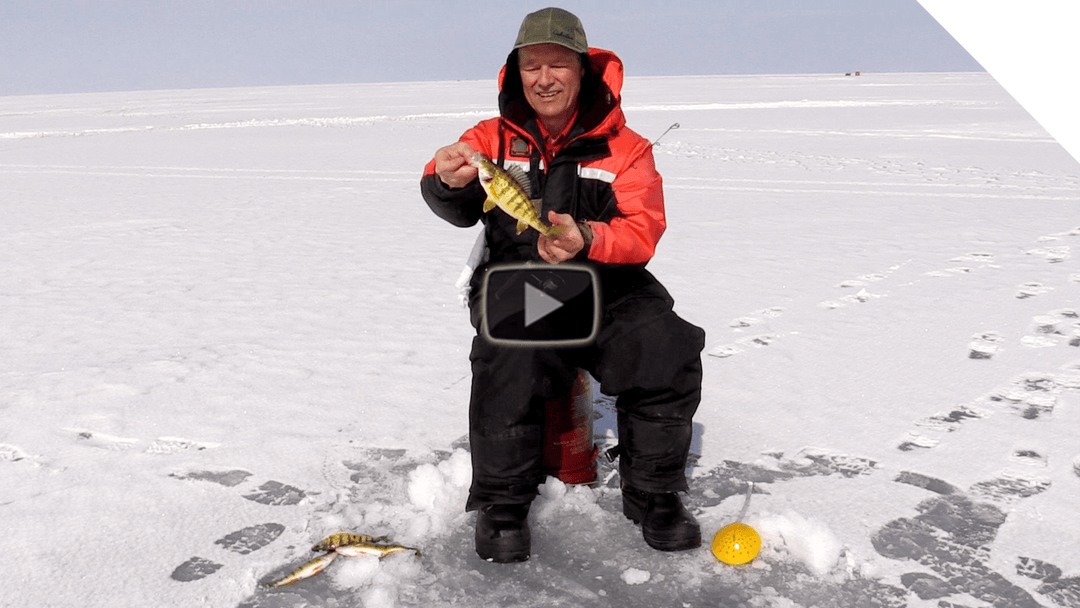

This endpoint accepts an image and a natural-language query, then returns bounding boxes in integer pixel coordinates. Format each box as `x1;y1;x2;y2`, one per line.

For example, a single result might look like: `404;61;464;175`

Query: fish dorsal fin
504;164;532;195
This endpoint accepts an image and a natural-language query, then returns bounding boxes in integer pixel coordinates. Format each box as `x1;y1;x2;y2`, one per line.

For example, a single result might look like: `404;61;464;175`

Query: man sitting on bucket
421;7;706;563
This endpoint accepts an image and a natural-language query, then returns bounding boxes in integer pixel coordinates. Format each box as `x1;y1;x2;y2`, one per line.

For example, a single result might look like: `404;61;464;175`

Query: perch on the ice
264;532;422;588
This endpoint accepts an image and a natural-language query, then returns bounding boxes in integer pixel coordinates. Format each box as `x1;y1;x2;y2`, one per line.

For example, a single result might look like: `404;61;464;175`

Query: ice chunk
621;568;651;585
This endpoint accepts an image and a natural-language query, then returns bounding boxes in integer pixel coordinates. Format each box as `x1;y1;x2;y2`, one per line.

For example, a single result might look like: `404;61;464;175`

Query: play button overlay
524;282;564;327
482;264;599;346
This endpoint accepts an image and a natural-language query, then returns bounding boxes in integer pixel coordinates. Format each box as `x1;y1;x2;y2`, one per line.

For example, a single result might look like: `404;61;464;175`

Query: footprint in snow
708;344;743;358
66;428;220;454
914;403;991;433
1015;556;1080;608
950;251;996;265
1038;226;1080;240
171;448;438;587
982;372;1069;420
689;447;880;508
243;481;308;506
1021;334;1060;349
776;446;880;478
877;470;1069;607
1032;313;1072;336
169;470;308;583
172;466;308;506
968;331;1005;359
897;433;940;451
215;523;287;554
728;306;784;328
66;428;141;451
969;470;1052;504
1025;309;1080;349
896;365;1080;451
924;266;972;277
840;288;884;304
170;469;253;487
170;523;286;582
893;470;961;495
899;402;990;452
922;252;999;278
1016;282;1053;299
170;556;224;582
707;333;780;358
1008;448;1049;468
0;443;34;463
1025;244;1070;263
836;273;889;288
818;287;884;309
817;269;899;309
690;453;1068;607
145;436;221;454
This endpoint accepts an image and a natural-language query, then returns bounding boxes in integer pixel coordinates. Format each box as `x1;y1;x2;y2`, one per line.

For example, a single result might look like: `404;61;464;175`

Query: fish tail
385;545;423;558
545;223;567;238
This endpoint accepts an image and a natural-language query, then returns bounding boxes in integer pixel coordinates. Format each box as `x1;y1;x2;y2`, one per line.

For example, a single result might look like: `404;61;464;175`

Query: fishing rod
651;122;680;147
626;122;680;167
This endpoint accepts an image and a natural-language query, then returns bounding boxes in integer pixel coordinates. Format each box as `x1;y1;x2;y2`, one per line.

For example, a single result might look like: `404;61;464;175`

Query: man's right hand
434;141;478;189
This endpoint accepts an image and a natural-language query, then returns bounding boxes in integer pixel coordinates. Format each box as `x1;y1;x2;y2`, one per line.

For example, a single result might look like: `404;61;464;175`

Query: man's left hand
538;211;586;264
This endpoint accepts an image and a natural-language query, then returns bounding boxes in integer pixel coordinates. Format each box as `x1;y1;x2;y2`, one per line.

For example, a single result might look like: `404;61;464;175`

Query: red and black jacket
421;47;666;306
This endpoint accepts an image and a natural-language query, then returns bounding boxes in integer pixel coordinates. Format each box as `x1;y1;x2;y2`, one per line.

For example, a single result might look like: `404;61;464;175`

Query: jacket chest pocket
540;162;620;222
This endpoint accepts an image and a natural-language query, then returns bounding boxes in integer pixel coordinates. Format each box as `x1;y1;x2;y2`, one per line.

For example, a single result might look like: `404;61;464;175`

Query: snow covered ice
2;72;1080;607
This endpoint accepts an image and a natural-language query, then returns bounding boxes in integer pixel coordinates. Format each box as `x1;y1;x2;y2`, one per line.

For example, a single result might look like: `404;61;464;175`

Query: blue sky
0;0;981;96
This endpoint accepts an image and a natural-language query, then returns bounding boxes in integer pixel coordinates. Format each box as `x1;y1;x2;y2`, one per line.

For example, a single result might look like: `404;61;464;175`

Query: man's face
518;44;585;129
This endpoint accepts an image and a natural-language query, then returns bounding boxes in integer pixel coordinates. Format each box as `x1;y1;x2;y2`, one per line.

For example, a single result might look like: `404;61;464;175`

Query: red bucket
542;370;598;485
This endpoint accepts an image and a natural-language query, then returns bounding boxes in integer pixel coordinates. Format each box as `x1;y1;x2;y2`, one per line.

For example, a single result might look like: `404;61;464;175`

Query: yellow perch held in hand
470;152;564;237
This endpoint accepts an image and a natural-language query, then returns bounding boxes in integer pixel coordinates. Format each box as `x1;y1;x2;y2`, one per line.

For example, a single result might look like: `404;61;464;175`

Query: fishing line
735;481;754;523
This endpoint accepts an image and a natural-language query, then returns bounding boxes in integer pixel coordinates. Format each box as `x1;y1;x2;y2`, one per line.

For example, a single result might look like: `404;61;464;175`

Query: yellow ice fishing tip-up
710;482;762;566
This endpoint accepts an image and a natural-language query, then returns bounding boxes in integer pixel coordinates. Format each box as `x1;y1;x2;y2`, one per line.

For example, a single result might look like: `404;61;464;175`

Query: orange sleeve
585;143;666;265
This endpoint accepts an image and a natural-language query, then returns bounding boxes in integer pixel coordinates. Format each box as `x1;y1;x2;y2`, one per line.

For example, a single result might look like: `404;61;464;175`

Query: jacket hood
497;47;626;141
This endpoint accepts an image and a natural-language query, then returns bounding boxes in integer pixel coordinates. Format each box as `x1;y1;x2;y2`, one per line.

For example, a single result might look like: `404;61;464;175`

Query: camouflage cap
513;7;588;54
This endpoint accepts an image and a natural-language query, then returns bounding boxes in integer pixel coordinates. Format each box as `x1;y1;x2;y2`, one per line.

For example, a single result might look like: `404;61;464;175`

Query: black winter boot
475;504;531;562
622;487;701;551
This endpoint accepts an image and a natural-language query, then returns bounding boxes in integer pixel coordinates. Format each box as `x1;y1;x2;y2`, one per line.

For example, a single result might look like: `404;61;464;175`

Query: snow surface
2;72;1079;608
